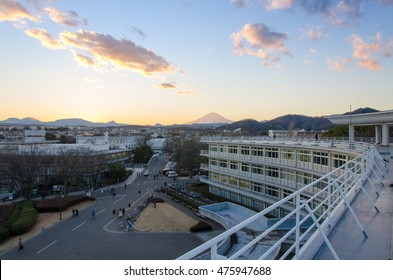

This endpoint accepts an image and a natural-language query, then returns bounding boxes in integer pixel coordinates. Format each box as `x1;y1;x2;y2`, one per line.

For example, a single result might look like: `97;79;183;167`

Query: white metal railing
178;144;387;260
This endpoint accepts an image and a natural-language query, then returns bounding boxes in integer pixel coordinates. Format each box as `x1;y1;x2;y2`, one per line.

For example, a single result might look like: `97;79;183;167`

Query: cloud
176;91;193;95
309;48;317;55
304;25;324;40
130;26;147;39
230;0;251;8
347;32;393;70
59;29;174;76
25;28;64;49
326;57;351;71
45;7;88;27
155;82;176;89
265;0;294;10
0;0;38;23
231;23;290;66
377;0;393;5
73;52;96;67
299;0;365;26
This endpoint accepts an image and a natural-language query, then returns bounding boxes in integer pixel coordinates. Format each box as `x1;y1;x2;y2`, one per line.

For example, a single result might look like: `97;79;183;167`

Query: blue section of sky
0;0;392;124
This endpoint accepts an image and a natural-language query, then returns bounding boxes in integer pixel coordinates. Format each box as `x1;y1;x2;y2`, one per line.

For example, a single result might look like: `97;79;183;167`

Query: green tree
108;163;126;179
133;144;154;164
173;139;206;177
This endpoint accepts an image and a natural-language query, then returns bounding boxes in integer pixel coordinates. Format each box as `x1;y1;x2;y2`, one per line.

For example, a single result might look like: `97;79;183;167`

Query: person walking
138;190;141;196
18;238;24;251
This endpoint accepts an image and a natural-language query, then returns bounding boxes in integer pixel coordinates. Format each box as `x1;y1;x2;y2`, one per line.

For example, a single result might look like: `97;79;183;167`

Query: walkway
314;145;393;260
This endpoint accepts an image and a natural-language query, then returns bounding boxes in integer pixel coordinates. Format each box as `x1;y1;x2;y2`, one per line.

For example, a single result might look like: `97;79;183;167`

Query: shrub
8;200;37;236
0;204;15;225
0;225;10;241
190;221;212;232
153;197;164;203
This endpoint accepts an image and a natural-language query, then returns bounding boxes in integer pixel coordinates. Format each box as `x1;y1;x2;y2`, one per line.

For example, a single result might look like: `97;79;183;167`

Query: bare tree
0;144;47;199
84;152;107;189
54;146;94;195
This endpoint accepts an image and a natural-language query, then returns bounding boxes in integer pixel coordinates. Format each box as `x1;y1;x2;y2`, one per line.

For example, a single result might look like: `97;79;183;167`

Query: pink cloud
0;0;37;23
347;32;393;70
231;23;290;66
59;29;174;76
25;28;64;49
45;7;87;27
326;57;352;71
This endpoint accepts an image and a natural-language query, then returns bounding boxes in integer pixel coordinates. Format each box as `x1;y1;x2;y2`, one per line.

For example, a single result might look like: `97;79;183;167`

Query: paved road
0;155;204;260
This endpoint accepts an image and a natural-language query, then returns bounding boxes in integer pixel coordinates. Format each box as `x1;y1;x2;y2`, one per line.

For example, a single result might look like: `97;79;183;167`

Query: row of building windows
208;144;349;168
210;159;326;181
210;170;325;196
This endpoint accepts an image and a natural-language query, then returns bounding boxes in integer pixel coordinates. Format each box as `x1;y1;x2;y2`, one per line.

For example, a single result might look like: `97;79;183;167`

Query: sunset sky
1;0;393;125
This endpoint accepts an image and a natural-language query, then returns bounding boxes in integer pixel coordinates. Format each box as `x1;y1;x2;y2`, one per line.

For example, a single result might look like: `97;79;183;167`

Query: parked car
167;171;178;178
143;170;150;176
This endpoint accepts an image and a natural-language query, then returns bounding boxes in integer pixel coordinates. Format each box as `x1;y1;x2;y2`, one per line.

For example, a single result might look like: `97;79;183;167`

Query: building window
280;168;295;181
251;147;264;157
299;150;311;162
266;166;279;178
210;145;218;152
241;163;250;172
313;151;329;166
210;172;218;181
251;164;264;174
333;154;346;168
266;148;279;158
239;179;249;189
219;160;227;168
230;161;238;170
299;172;313;185
229;145;238;154
210;159;217;166
265;185;279;198
220;174;228;184
281;149;294;160
241;146;250;155
229;176;237;187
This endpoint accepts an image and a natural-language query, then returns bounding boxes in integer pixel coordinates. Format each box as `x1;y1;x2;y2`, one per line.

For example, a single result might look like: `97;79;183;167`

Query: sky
1;0;393;125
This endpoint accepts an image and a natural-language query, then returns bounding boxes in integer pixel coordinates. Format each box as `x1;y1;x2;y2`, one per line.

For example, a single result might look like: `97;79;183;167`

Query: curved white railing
178;143;387;260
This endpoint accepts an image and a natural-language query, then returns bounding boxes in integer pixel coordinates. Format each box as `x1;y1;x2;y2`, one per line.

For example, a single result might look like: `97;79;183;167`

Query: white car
143;170;150;176
167;171;178;178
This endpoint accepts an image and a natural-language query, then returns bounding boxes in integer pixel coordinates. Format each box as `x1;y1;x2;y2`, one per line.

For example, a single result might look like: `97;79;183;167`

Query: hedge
0;200;38;241
34;195;95;213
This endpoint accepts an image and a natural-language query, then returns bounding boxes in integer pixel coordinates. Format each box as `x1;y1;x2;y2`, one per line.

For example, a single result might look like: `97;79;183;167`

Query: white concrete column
375;125;382;144
381;124;390;146
349;125;355;142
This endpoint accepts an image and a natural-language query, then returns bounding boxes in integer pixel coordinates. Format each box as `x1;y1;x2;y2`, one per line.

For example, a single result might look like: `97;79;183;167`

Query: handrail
178;143;386;260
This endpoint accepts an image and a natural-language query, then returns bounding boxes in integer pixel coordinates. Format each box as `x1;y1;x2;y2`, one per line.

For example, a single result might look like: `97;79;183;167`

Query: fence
178;143;387;260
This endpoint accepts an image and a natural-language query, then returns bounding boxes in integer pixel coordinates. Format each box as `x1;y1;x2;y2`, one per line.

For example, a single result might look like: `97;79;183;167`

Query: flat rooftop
314;145;393;260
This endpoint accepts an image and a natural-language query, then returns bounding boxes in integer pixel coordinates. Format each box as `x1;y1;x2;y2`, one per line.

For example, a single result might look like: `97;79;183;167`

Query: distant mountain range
0;117;125;127
217;107;380;134
0;107;379;131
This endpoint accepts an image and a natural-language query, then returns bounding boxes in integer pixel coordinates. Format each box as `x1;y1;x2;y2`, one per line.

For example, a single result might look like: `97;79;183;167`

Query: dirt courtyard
133;202;198;232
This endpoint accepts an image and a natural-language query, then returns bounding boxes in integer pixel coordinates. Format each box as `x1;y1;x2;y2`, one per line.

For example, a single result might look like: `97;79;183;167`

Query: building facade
200;137;361;217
